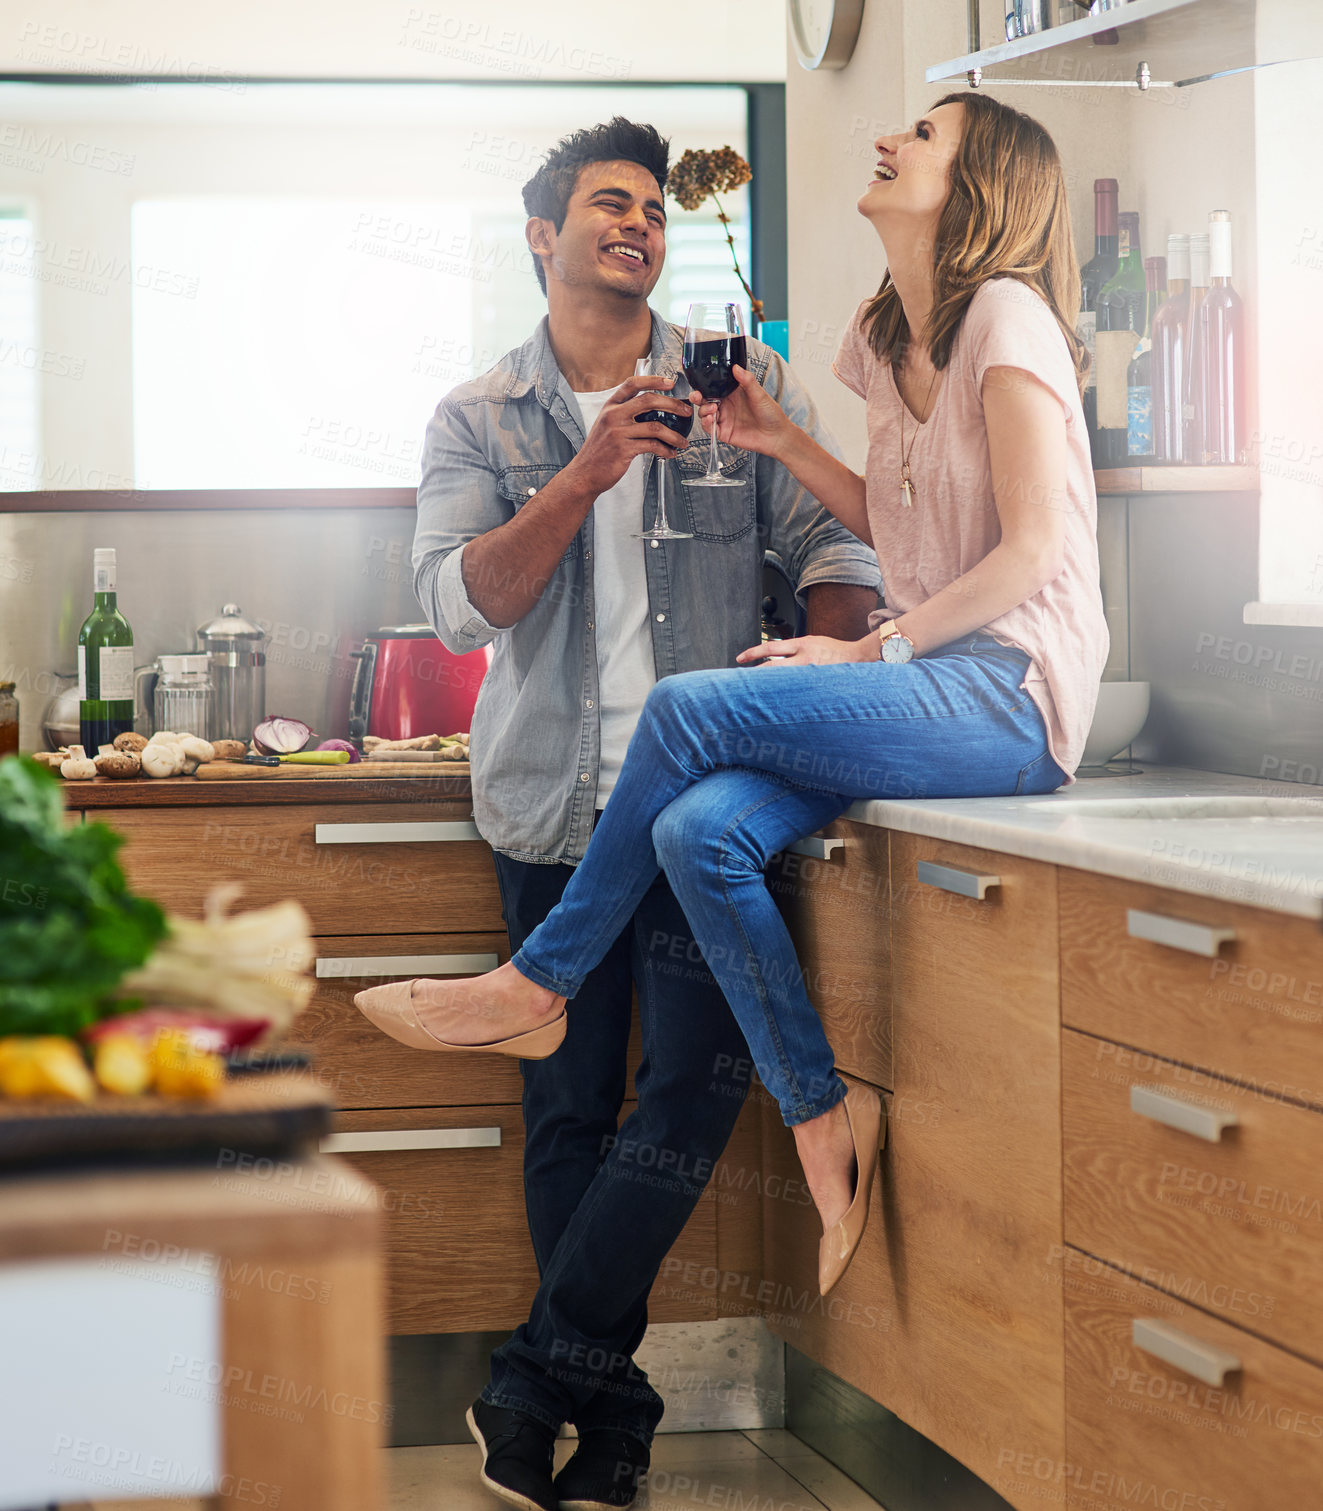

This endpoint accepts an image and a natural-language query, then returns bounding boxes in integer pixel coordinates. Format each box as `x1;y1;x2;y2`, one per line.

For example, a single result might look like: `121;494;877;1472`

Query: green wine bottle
78;547;135;752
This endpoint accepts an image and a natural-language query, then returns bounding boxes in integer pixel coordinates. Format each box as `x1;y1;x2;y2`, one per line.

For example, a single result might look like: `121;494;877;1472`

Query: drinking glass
632;357;693;541
682;301;746;488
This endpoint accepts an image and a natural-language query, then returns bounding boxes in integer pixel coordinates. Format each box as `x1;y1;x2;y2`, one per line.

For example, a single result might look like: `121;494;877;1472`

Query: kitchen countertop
57;762;1323;920
847;766;1323;921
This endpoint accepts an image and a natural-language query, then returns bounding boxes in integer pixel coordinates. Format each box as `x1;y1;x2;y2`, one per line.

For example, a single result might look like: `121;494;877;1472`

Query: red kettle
348;625;489;742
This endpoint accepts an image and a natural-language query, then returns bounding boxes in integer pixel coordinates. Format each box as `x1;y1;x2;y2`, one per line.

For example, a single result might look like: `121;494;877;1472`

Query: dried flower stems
669;146;763;320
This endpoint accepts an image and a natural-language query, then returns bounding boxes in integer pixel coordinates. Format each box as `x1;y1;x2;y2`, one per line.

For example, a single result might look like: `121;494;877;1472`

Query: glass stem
655;458;670;531
706;403;722;478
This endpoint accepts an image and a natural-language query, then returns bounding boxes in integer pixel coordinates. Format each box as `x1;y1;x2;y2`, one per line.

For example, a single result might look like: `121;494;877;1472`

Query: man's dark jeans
482;851;749;1444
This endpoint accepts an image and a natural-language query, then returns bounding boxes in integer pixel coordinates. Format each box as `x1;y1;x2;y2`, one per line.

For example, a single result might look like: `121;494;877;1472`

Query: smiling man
412;117;879;1511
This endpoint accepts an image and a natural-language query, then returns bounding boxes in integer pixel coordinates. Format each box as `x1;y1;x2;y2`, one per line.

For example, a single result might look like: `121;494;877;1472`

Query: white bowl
1081;680;1151;766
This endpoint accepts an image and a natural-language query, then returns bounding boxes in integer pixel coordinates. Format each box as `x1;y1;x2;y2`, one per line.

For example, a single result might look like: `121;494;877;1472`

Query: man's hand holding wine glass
568;375;691;498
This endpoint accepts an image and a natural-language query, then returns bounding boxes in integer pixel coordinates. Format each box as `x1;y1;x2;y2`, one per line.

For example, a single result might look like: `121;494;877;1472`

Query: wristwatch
876;620;916;664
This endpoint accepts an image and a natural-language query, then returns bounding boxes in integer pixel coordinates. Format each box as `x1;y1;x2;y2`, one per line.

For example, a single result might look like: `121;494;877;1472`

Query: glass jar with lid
0;682;17;758
133;654;213;740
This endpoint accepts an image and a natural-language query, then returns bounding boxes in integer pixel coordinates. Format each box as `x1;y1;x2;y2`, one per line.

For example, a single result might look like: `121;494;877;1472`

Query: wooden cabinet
102;800;504;935
1064;1027;1323;1363
1061;868;1323;1105
765;832;1064;1499
769;818;892;1089
86;789;741;1337
1064;1258;1323;1510
767;828;1323;1511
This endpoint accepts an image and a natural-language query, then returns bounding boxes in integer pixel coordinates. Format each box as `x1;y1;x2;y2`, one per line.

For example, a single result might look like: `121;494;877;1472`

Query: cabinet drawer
1063;1254;1323;1511
1061;869;1323;1105
1063;1028;1323;1363
104;801;504;935
769;819;890;1089
332;1103;717;1334
288;933;523;1108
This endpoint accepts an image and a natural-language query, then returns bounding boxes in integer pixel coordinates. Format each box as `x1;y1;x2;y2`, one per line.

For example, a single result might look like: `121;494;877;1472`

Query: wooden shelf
927;0;1255;90
0;487;416;512
1093;464;1257;495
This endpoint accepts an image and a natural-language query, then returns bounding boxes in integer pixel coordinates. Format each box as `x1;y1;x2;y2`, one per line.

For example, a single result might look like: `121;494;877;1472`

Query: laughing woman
356;92;1108;1294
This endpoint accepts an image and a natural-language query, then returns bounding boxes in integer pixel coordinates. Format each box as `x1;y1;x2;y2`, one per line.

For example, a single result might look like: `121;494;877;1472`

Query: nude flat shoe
353;978;567;1059
818;1084;887;1297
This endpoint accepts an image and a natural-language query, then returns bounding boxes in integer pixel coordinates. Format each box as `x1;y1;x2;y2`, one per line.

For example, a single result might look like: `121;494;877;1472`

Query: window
0;210;40;490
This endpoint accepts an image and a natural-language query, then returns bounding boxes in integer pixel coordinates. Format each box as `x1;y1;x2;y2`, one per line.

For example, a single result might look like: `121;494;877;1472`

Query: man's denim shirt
413;308;881;865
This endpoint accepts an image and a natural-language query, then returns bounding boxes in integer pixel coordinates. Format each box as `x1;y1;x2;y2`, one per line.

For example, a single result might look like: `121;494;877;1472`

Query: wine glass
683;301;746;488
632;357;693;541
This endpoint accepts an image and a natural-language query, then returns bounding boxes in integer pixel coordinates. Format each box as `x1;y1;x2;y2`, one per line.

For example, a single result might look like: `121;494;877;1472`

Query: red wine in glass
681;334;747;401
636;405;692;437
682;302;746;489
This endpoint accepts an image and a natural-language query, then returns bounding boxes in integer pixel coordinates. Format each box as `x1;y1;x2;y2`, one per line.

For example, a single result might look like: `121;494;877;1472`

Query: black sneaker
553;1429;651;1511
467;1398;559;1511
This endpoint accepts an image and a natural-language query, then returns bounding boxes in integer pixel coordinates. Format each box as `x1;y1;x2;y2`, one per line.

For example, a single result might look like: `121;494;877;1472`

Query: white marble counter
845;767;1323;920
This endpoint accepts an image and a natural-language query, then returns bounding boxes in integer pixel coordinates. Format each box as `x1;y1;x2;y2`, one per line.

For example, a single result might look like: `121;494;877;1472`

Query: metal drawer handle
320;1127;501;1154
314;820;482;845
316;953;499;979
786;837;844;861
1132;1318;1241;1387
916;860;1000;900
1126;908;1236;958
1130;1085;1239;1142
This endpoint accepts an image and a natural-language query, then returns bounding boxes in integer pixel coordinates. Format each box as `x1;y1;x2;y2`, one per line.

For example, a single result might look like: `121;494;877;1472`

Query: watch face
881;635;914;664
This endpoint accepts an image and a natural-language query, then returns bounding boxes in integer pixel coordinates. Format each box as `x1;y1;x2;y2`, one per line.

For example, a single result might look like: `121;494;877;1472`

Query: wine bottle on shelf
1194;209;1246;465
1078;177;1120;465
1126;256;1166;464
1094;210;1144;469
1152;233;1190;463
78;547;135;752
1183;232;1211;464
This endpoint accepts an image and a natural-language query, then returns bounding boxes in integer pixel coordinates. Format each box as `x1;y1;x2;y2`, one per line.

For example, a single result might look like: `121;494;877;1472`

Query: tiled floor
389;1428;887;1511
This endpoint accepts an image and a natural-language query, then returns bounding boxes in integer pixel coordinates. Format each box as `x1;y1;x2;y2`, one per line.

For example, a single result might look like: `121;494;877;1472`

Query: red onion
253;715;313;755
315;739;361;763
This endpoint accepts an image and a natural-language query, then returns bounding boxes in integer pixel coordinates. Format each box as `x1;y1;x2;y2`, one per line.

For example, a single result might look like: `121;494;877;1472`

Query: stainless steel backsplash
0;505;420;751
1127;492;1323;790
4;492;1321;785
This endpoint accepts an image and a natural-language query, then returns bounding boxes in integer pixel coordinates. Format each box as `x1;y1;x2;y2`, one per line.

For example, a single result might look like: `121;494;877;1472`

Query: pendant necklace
898;356;939;507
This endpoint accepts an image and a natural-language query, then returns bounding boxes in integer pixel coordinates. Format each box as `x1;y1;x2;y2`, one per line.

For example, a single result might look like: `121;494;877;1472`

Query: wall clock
789;0;865;70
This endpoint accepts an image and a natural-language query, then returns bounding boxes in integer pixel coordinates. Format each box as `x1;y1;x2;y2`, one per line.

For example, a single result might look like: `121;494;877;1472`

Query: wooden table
0;1155;384;1511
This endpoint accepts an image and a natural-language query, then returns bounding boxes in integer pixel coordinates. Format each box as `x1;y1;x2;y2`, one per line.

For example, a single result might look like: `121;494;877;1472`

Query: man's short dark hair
522;117;670;294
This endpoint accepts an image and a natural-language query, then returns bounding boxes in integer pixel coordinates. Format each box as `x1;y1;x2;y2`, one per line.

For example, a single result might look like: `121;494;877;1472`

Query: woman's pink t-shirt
833;277;1109;778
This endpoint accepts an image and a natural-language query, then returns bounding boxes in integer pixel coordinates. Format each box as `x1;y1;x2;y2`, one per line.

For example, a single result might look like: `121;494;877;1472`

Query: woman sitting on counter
356;91;1109;1295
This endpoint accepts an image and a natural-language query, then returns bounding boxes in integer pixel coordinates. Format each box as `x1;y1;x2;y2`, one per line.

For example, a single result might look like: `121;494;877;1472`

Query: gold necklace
898;357;939;507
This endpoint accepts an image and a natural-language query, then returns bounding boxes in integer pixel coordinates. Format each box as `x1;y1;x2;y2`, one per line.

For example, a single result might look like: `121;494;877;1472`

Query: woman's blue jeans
515;636;1065;1126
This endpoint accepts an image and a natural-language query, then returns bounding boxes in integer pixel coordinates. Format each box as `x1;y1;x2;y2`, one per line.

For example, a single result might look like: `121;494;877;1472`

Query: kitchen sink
1043;796;1323;821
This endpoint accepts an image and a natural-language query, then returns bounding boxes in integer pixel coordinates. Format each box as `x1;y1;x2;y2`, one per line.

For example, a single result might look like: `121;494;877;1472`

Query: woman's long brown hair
862;91;1087;386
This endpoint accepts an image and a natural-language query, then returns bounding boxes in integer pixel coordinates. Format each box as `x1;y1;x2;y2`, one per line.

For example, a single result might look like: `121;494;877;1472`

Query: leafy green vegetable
0;755;166;1036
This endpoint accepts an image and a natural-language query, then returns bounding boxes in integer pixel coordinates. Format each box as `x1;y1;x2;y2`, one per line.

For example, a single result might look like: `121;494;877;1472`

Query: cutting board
0;1071;333;1170
195;760;470;780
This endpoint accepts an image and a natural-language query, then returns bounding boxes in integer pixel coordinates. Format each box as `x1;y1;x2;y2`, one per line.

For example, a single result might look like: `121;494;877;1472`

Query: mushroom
140;741;185;778
93;750;142;779
113;731;148;754
211;739;247;761
60;744;97;780
177;735;215;764
32;749;66;771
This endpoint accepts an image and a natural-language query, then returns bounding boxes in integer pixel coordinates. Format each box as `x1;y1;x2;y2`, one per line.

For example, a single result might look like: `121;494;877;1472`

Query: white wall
0;0;787;82
784;0;1261;471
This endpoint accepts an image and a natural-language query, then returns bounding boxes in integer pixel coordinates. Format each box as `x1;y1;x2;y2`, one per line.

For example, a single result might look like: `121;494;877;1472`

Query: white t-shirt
571;386;657;805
